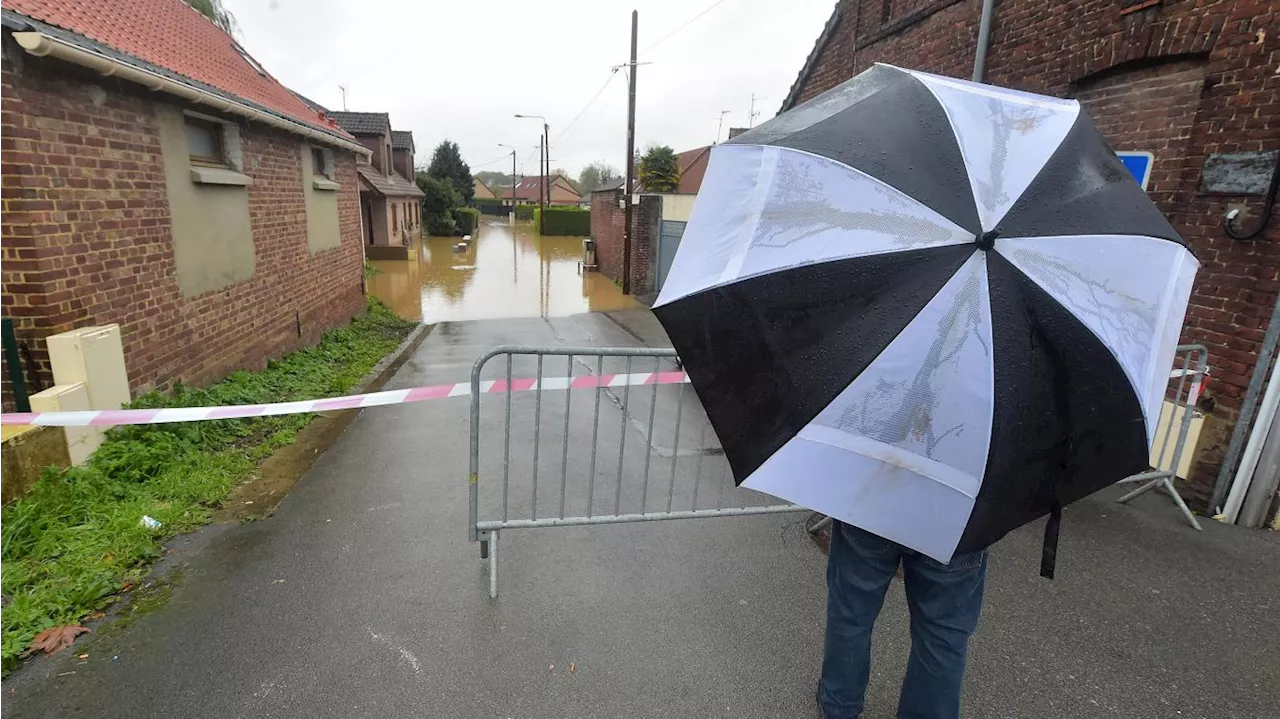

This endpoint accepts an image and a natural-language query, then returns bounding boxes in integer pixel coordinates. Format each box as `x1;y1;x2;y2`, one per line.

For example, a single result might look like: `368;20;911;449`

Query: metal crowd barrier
1115;343;1210;529
468;345;805;598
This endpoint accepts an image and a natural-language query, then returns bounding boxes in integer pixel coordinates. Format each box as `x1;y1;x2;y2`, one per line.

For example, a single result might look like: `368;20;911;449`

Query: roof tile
5;0;351;141
330;111;391;136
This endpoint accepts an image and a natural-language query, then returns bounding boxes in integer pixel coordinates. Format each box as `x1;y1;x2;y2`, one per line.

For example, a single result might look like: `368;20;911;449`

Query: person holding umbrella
651;65;1198;718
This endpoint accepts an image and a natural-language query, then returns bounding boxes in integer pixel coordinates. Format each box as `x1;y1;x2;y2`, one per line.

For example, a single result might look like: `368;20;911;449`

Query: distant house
329;112;425;257
1;0;372;409
512;175;582;206
473;178;498;200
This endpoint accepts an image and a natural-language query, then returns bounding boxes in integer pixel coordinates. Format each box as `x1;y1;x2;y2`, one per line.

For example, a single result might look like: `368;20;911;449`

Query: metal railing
1115;344;1211;529
468;345;804;598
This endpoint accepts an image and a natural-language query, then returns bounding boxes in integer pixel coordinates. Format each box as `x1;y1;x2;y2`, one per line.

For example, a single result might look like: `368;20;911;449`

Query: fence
2;317;32;412
468;345;805;598
470;344;1212;598
1114;344;1210;529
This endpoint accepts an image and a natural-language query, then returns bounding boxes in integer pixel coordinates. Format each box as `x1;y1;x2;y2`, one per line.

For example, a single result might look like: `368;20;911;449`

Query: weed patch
0;299;415;673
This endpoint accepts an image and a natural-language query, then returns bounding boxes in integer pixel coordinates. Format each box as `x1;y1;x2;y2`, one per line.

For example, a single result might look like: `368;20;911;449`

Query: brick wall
590;189;658;295
786;0;1279;507
1;47;367;410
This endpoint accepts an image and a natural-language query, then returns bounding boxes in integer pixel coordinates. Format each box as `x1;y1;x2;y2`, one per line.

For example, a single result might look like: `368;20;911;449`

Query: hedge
536;206;591;236
455;207;480;234
514;204;537;221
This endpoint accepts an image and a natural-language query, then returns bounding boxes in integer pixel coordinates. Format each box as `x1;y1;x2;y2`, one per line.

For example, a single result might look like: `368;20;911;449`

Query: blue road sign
1116;151;1153;191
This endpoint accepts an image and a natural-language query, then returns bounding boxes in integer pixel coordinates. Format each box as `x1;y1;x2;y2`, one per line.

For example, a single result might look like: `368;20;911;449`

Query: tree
577;161;619;193
415;172;460;236
185;0;238;35
638;146;680;192
427;140;473;204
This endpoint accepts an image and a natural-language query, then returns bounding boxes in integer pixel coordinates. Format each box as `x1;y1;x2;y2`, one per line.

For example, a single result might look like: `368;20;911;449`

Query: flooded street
366;219;640;323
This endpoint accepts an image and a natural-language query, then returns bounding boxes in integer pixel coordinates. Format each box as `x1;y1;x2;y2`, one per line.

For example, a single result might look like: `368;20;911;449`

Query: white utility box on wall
29;381;100;464
46;324;131;412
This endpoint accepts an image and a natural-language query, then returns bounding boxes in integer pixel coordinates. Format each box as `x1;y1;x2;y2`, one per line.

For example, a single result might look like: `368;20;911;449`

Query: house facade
473;178;498;200
783;0;1278;515
0;0;372;410
329;112;424;258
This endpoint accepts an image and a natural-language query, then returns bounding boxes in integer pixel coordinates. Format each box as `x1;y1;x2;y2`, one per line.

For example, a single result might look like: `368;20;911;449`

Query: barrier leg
1161;478;1204;530
488;530;499;599
1116;477;1162;504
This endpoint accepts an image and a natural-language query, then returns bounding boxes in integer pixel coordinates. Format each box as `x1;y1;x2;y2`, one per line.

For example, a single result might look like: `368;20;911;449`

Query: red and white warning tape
2;365;1207;428
0;371;692;427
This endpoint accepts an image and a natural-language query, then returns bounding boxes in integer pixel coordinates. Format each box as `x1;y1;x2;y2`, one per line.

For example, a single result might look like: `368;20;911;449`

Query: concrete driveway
4;310;1277;719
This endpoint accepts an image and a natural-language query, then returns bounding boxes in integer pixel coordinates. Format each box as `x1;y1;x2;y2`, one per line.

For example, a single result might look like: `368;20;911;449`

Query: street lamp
497;143;517;223
514;114;550;211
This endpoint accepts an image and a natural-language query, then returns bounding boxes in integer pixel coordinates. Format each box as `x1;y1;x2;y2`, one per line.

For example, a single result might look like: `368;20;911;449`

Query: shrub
424;211;456;236
514;204;537;221
538;206;591;236
454;207;480;234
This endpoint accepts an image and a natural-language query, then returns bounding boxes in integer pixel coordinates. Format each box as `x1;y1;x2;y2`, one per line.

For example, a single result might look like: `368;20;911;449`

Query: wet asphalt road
3;310;1278;718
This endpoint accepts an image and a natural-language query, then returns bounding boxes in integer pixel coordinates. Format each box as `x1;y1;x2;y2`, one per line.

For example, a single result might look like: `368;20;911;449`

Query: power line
471;153;514;168
551;70;620;148
641;0;728;52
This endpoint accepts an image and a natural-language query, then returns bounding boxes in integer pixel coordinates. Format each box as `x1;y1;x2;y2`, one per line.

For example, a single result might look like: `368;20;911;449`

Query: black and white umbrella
652;65;1198;575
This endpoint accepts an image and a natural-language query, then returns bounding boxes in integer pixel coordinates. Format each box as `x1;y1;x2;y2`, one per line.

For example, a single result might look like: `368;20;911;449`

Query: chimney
727;127;748;140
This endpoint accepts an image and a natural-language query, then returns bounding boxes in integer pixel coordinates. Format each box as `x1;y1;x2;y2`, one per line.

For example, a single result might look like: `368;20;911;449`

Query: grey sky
226;0;832;178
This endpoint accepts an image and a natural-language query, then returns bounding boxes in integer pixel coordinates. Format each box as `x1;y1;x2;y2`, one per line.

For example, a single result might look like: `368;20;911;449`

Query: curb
213;321;435;522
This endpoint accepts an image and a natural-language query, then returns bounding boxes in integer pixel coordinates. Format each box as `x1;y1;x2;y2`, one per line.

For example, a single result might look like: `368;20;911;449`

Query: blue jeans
818;521;987;719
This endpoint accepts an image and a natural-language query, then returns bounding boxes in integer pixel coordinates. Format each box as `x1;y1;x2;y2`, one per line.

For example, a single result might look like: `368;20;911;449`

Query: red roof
6;0;353;142
512;175;581;202
675;146;711;194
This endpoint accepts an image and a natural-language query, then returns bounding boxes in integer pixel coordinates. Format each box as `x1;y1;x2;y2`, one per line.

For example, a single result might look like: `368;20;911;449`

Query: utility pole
515;114;549;214
499;143;517;224
537;136;545;214
622;9;638;296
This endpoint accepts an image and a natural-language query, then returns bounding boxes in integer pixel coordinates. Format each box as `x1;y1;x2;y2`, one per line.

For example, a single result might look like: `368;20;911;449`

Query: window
392;204;398;232
185;117;224;165
233;43;268;77
311;147;328;177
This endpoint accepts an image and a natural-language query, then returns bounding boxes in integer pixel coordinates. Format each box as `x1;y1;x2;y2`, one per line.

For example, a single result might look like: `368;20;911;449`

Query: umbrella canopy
652;64;1198;575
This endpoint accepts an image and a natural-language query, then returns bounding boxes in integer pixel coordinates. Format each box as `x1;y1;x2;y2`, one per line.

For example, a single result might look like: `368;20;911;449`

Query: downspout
972;0;996;82
1210;293;1280;511
1222;352;1280;522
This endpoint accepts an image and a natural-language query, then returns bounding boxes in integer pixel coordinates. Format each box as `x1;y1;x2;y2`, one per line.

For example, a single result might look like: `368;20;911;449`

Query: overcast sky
225;0;833;178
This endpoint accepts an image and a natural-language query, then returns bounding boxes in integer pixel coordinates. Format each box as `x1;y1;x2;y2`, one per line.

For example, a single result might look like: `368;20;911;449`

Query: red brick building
1;0;373;409
782;0;1278;508
590;186;658;296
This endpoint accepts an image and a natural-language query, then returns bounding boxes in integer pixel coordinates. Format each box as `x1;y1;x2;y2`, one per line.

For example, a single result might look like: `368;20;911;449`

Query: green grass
0;298;415;673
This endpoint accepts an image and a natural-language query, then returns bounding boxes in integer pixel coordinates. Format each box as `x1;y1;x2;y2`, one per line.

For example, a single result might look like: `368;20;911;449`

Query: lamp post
514;114;549;212
497;143;516;224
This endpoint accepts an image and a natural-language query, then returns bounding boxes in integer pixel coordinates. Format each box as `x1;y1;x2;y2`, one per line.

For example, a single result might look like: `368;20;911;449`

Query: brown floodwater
367;219;640;323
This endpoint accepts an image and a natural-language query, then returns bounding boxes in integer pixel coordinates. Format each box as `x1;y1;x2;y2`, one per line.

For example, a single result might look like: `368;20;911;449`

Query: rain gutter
972;0;995;82
1222;350;1280;522
11;30;371;159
